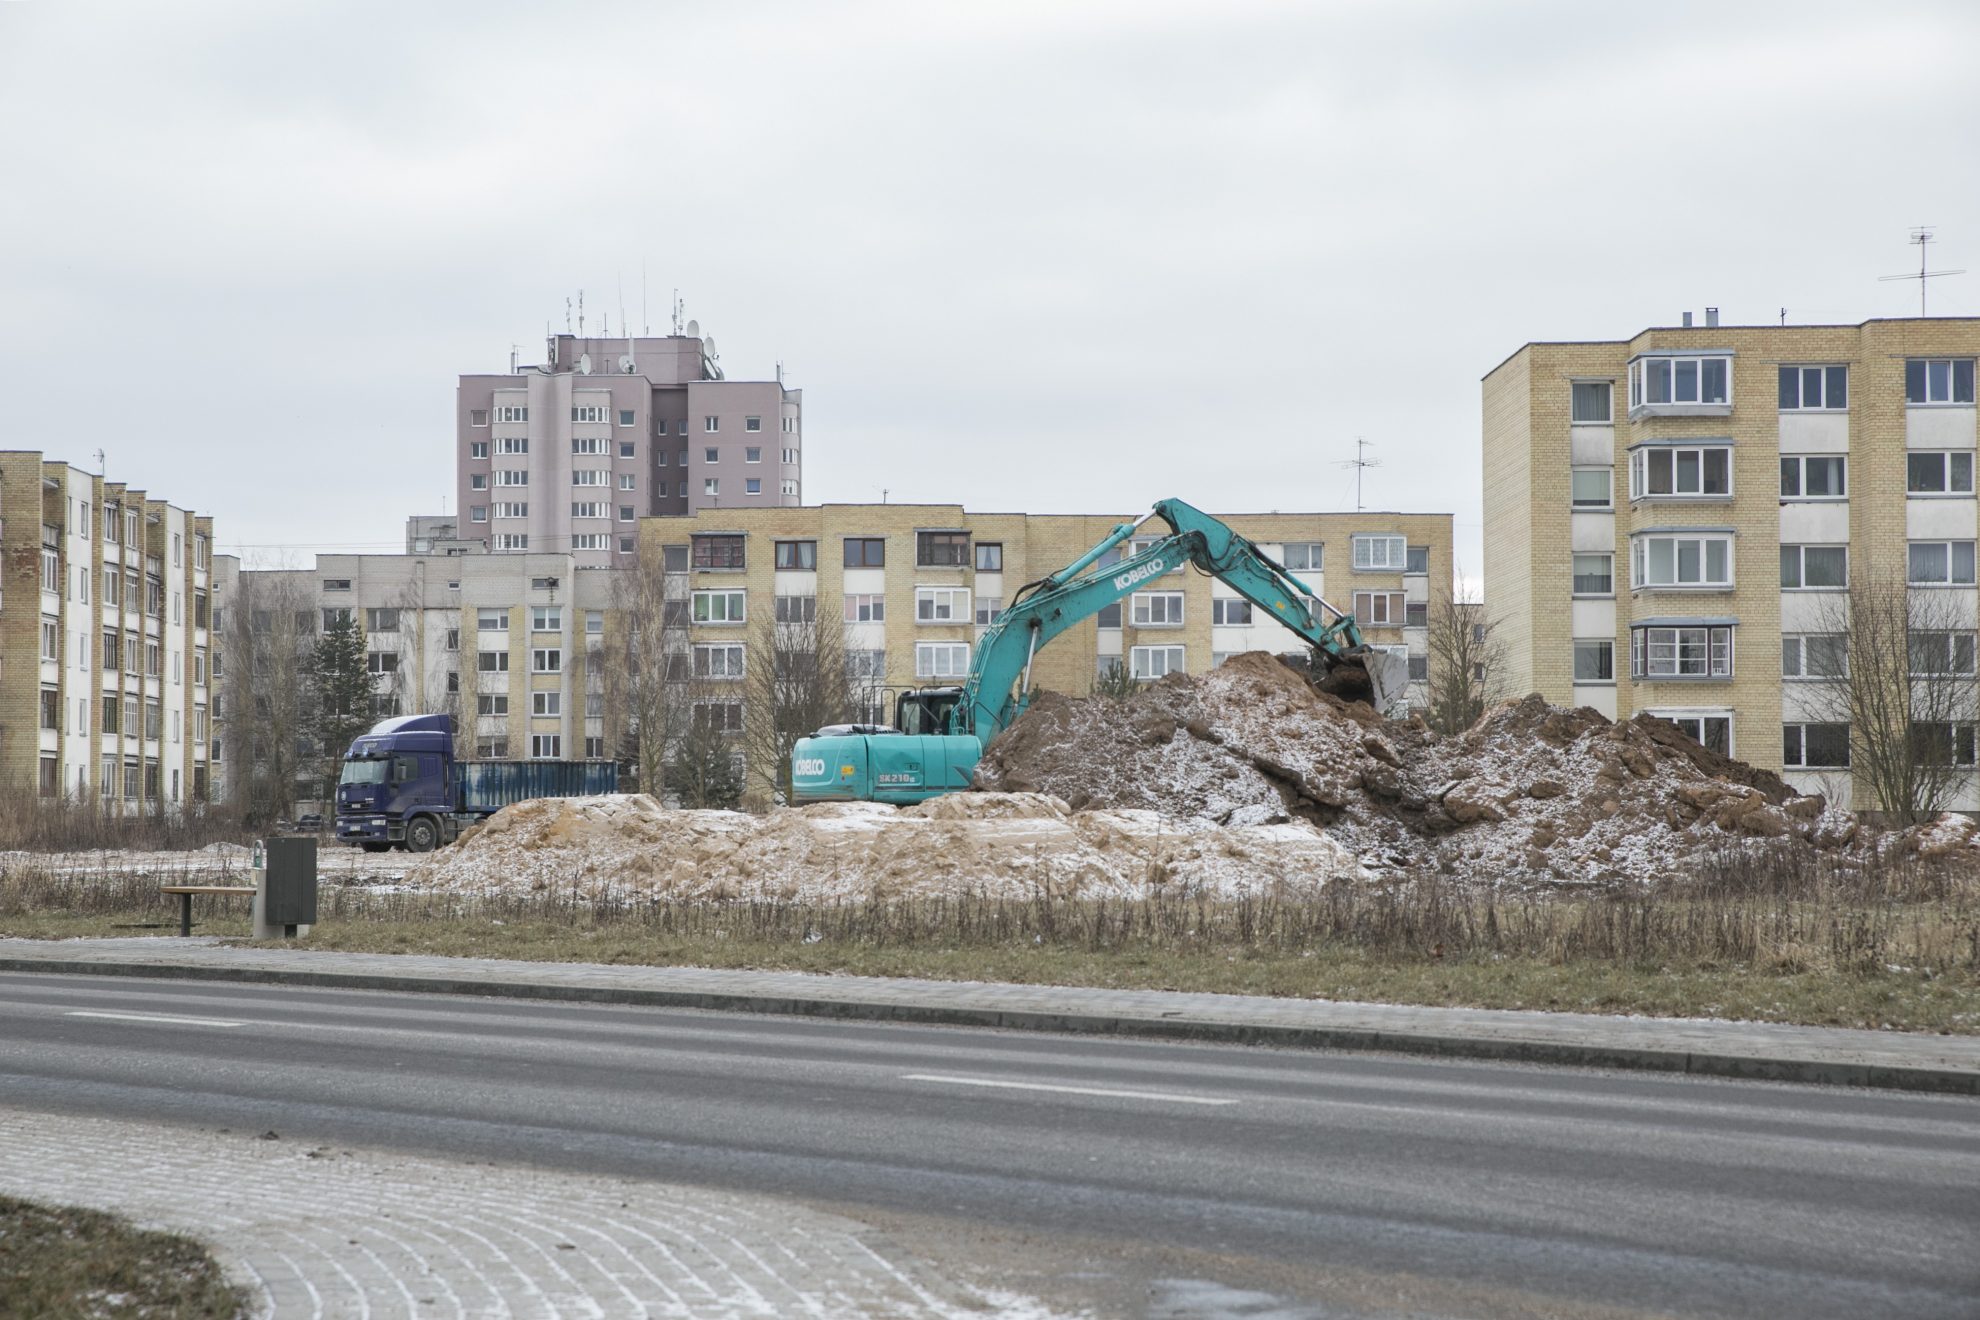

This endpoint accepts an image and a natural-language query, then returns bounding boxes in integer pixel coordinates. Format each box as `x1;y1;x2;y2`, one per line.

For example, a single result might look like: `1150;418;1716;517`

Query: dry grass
0;1195;245;1319
4;846;1976;1033
0;790;251;853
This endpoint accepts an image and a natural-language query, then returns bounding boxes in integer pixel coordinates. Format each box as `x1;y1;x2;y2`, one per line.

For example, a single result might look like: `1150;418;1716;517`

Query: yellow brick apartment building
1483;315;1980;809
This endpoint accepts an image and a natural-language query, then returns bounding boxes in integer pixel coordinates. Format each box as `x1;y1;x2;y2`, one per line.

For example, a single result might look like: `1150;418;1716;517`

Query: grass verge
0;1195;244;1319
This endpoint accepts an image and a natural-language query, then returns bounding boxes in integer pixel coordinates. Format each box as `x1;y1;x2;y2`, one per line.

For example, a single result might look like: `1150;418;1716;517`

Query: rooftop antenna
641;262;649;336
578;289;585;336
92;448;105;476
1880;227;1965;316
564;298;572;333
509;344;520;373
1338;437;1380;513
671;290;683;336
1779;308;1787;326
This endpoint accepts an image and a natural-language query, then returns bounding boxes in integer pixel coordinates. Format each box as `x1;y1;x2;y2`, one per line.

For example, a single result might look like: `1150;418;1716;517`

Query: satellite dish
703;336;717;357
685;319;700;338
619;355;637;373
577;353;592;375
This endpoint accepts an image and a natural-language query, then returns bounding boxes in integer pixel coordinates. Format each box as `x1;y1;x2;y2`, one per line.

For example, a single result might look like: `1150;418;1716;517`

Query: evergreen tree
308;614;376;800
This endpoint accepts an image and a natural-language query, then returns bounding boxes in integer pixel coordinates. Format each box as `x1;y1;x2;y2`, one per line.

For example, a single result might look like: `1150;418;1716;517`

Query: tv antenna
92;448;105;475
1879;227;1964;316
1338;437;1380;512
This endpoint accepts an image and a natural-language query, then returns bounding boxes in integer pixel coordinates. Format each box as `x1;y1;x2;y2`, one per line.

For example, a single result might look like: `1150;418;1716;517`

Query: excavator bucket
1314;648;1410;715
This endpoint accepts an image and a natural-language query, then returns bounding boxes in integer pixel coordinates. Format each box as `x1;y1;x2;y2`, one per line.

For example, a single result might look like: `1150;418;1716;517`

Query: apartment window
844;593;886;623
1131;591;1185;626
613;506;632;523
1629;355;1731;408
494;502;528;519
470;506;487;523
620;442;636;459
530;648;561;674
1571;381;1613;423
1782;634;1848;679
573;470;607;488
916;641;970;679
745;478;762;495
1351;590;1404;625
495;405;528;423
1780;455;1847;500
101;698;118;734
1212;599;1253;625
1907;452;1976;496
321;608;352;632
1350;535;1405;572
782;448;800;465
468;441;489;461
772;540;818;571
38;687;58;731
1096;603;1122;629
774;594;817;624
618;472;636;492
1572;639;1615;683
571;502;608;519
618;410;635;427
1909;540;1978;586
1913;722;1979;766
844;537;886;568
619;536;635;553
1571;468;1612;509
571;405;607;423
1571;553;1614;597
744;448;763;466
366;651;399;675
744;416;762;432
531;691;562;717
1630;625;1734;679
584;736;606;760
693;702;743;734
704;478;720;497
572;437;606;455
1129;645;1185;680
1905;359;1977;405
362;608;397;633
1404;545;1429;575
974;542;1003;572
477;651;509;672
781;480;798;498
1406;654;1430;682
1657;713;1732;755
1629;445;1732;499
694;643;745;679
469;409;489;427
699;416;718;433
693;589;746;624
917;531;970;567
1784;723;1850;769
1910;632;1978;676
476;737;510;758
974;596;1003;625
1279;543;1322;573
848;649;886;681
495;534;530;550
497;437;529;455
144;642;160;677
530;607;561;632
476;608;509;632
39;617;57;661
692;535;745;569
471;475;488;491
916;586;970;623
1780;544;1848;590
495;470;528;486
1631;533;1733;589
530;734;562;759
655;482;668;499
1778;365;1848;411
676;451;687;466
1404;601;1427;628
477;694;508;716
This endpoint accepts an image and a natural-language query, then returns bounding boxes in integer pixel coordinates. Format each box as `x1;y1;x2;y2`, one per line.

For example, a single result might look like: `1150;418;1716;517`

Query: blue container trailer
334;714;618;852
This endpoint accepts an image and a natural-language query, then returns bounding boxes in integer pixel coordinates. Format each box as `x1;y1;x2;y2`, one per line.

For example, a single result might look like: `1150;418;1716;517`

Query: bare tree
739;600;855;805
603;566;692;796
1800;571;1978;825
1422;582;1509;734
218;568;314;824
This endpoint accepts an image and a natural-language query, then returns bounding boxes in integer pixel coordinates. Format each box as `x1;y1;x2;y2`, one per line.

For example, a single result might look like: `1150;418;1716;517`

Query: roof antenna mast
1338;437;1380;513
1879;226;1965;316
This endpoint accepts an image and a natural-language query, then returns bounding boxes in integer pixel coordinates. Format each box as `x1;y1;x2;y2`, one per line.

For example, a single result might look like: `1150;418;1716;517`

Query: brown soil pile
974;652;1859;884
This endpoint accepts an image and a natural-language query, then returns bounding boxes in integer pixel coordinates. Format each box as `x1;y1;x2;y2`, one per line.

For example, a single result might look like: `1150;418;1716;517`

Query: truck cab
335;715;457;852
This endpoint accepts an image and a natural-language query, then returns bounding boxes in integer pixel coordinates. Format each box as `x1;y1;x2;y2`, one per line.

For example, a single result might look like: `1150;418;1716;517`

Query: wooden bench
158;885;257;937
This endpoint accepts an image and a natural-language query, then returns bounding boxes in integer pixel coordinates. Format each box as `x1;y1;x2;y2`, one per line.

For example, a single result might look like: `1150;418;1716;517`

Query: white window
704;478;720;497
1782;634;1848;679
693;702;744;734
1907;452;1976;496
1572;639;1614;683
1265;544;1316;575
618;410;635;427
571;437;606;455
530;734;562;759
1629;446;1732;498
974;596;1003;625
477;608;509;631
745;478;762;495
1351;590;1404;625
470;411;488;428
571;533;609;550
783;448;800;465
694;642;745;679
618;473;636;491
469;441;488;460
1131;591;1185;626
774;594;817;623
572;405;607;423
497;436;529;455
1631;626;1734;679
1913;722;1979;766
494;502;528;518
1906;359;1977;405
1570;381;1613;423
1908;541;1978;586
477;694;508;715
1783;723;1849;769
40;550;58;594
1631;533;1733;589
470;474;488;491
477;650;509;673
704;415;720;432
494;534;530;550
1571;467;1612;509
1629;355;1731;408
571;502;608;519
916;641;970;678
848;649;886;680
619;506;635;522
1654;712;1732;756
916;586;971;623
1778;365;1848;411
530;607;561;632
704;447;719;464
693;589;746;624
745;447;761;463
40;617;58;660
470;506;487;522
1779;544;1848;590
745;416;762;432
1571;553;1613;597
532;691;561;716
781;479;798;498
572;470;607;487
1780;455;1847;500
531;648;561;673
1129;645;1185;680
495;469;528;486
844;593;886;623
1351;535;1406;571
1910;632;1978;676
1212;599;1253;625
494;404;528;423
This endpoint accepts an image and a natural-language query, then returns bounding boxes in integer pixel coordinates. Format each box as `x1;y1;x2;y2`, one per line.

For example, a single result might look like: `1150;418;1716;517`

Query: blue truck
334;714;619;852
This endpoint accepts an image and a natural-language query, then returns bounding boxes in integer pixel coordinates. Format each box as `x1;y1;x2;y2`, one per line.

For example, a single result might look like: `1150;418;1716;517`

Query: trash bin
253;836;318;939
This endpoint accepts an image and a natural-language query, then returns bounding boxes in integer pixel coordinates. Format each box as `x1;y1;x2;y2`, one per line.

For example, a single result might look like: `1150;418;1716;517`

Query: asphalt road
2;971;1976;1319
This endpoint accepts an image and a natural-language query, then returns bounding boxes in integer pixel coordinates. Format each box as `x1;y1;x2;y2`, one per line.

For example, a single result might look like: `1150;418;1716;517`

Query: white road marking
901;1073;1237;1106
65;1009;245;1028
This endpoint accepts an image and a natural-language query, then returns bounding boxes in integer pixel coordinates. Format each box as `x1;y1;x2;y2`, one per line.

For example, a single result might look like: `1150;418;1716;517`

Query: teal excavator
790;498;1409;804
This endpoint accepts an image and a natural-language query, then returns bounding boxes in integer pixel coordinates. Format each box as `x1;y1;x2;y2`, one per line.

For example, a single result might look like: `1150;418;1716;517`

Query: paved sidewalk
3;936;1977;1094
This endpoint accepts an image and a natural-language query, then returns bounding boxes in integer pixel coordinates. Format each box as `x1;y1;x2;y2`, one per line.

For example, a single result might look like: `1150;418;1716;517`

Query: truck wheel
405;817;440;854
360;842;392;853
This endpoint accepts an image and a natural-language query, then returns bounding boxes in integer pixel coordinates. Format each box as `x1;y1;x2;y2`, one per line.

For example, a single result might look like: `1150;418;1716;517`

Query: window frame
1650;711;1733;756
1779;543;1849;591
1905;359;1978;406
1906;451;1976;497
1630;625;1735;680
1779;453;1847;501
974;542;1004;572
691;534;746;570
1572;638;1615;684
1783;722;1850;769
1571;552;1614;598
1570;467;1613;510
914;641;971;679
843;593;886;623
843;537;886;568
1130;590;1186;627
1211;598;1253;626
915;585;971;624
1629;445;1733;500
1128;644;1186;681
1350;589;1405;626
916;530;971;568
1350;534;1406;572
774;539;818;571
692;642;746;680
1628;354;1732;410
1907;540;1979;587
1777;365;1848;412
691;589;747;625
1570;380;1613;423
1630;532;1735;590
1781;633;1848;680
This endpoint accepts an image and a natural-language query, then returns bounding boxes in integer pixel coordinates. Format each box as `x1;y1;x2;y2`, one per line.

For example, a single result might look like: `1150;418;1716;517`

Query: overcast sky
4;0;1977;581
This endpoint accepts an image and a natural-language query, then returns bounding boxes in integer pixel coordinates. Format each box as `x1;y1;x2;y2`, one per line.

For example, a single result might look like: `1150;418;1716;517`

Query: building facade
456;332;802;568
0;452;214;806
1483;314;1980;808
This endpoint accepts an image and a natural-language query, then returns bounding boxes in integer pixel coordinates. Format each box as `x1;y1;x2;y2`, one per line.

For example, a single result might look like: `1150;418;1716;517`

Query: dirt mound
974;652;1853;884
404;789;1364;900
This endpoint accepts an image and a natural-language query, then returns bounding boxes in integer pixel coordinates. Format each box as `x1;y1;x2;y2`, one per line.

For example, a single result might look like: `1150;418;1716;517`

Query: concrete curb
6;955;1976;1097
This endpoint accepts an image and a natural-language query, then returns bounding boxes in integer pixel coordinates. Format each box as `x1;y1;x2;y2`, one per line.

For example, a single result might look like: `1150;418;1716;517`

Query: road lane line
65;1010;246;1028
900;1073;1237;1106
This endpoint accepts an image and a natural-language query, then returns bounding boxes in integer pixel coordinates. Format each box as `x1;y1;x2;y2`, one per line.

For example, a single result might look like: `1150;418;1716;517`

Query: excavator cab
895;687;963;736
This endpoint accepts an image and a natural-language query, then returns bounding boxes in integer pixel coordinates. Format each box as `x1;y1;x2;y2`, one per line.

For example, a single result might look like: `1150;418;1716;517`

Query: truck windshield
338;758;388;786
